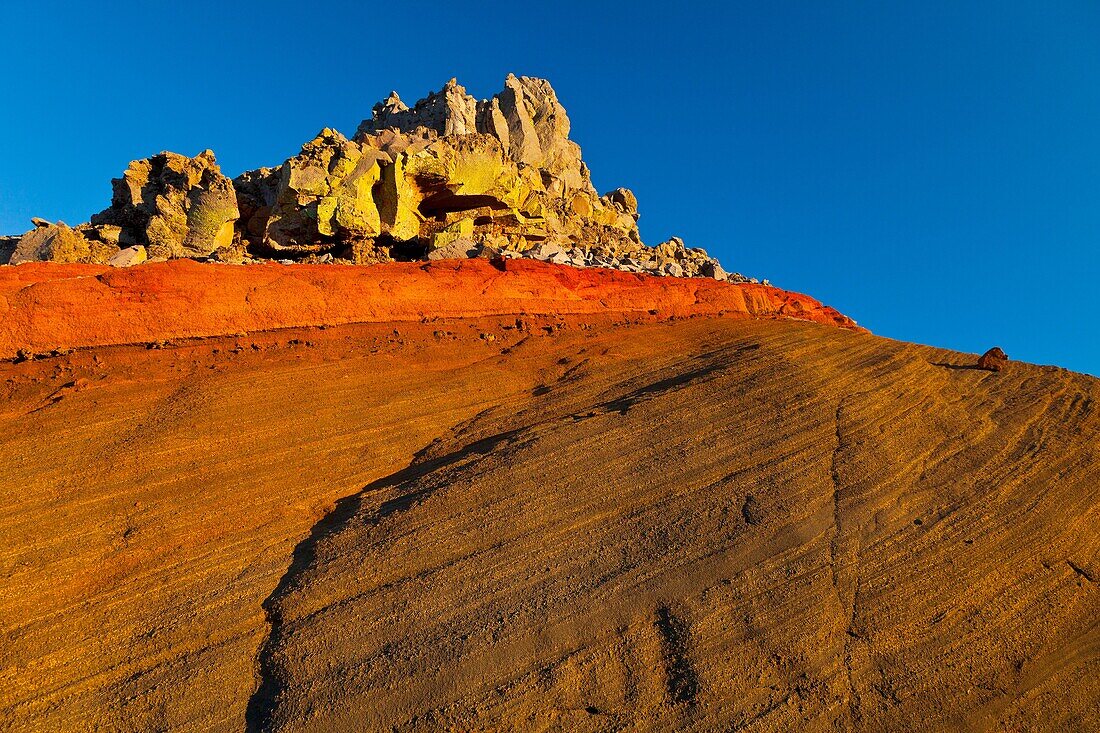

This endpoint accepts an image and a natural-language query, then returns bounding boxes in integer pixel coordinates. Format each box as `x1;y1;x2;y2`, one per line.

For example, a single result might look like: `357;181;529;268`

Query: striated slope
0;316;1097;732
249;322;1100;732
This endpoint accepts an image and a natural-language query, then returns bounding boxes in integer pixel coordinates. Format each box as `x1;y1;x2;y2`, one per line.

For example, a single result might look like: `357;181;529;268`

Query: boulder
10;221;119;265
427;237;481;261
604;188;639;220
91;150;239;259
77;223;131;248
977;347;1009;372
108;245;148;268
661;261;685;277
702;260;727;281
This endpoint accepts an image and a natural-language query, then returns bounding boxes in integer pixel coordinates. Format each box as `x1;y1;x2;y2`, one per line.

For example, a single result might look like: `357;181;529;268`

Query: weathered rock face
0;258;860;359
0;235;19;264
6;75;739;281
357;78;480;138
338;75;638;261
233;167;280;247
9;221;119;265
90;150;239;260
255;129;388;256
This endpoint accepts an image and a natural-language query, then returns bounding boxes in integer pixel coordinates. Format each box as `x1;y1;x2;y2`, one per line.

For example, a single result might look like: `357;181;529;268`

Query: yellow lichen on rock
87;149;238;259
11;74;730;280
10;222;119;265
378;153;424;242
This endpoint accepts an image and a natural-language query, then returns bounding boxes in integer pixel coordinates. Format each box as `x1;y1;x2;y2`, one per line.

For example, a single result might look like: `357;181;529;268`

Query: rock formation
89;150;239;260
9;220;119;265
978;346;1009;372
0;235;19;264
6;76;737;281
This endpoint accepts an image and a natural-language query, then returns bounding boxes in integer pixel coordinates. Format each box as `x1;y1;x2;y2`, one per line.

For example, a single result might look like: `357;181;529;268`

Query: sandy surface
1;315;1096;731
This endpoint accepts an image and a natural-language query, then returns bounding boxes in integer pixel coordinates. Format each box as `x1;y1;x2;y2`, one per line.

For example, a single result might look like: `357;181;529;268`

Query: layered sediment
0;258;857;360
1;316;1096;731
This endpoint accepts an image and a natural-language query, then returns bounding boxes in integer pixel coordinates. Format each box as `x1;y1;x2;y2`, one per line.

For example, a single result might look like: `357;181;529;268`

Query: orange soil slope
0;317;1096;732
0;259;858;359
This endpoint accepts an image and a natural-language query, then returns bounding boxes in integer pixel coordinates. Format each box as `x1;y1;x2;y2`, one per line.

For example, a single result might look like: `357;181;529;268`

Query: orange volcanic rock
0;259;858;359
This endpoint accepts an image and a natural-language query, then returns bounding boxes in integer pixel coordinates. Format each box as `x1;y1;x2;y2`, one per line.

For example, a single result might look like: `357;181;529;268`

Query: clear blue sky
2;2;1098;374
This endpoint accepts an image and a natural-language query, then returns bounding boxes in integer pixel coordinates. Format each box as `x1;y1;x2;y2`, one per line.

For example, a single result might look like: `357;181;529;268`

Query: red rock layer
0;259;859;358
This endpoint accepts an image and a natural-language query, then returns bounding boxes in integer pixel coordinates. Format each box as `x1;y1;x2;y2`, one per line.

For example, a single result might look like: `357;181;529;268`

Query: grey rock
702;260;727;281
661;261;684;277
427;237;480;260
108;245;148;268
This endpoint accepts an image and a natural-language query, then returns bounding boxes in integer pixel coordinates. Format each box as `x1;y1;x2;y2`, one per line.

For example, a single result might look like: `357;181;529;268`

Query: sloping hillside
1;315;1096;731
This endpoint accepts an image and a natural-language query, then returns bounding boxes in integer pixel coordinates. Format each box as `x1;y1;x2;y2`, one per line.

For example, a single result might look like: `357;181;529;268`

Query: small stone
108;245;148;268
661;261;684;278
427;238;480;261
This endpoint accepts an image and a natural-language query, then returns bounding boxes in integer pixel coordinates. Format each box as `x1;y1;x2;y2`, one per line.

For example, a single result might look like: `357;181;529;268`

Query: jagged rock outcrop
240;76;645;264
249;129;388;257
342;75;639;259
9;220;119;265
89;150;239;260
234;76;731;273
2;235;23;264
6;76;739;281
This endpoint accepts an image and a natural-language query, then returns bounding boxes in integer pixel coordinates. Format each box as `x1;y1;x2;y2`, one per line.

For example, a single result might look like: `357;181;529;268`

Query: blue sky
2;1;1098;374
